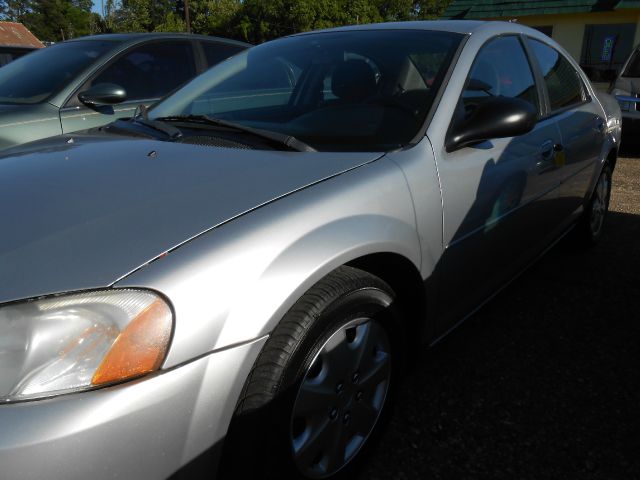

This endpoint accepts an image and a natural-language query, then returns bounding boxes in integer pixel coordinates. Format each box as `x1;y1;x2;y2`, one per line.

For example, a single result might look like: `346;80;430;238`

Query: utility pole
184;0;191;33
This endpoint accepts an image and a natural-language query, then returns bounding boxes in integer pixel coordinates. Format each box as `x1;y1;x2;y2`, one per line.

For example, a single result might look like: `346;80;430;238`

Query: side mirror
78;83;127;107
446;96;537;152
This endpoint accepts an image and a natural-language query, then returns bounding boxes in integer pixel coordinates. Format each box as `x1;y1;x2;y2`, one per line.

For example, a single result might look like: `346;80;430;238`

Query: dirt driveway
359;155;640;479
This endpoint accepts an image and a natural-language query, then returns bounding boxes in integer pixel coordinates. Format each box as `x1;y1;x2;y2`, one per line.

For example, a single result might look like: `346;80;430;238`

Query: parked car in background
0;33;249;149
0;20;620;480
611;44;640;130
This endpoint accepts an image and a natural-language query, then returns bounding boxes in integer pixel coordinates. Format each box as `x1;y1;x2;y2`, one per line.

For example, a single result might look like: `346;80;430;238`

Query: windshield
0;40;115;105
151;30;462;151
623;49;640;78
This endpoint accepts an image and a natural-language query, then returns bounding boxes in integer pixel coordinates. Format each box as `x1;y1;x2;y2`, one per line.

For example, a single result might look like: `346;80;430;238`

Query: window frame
62;39;199;110
523;35;591;119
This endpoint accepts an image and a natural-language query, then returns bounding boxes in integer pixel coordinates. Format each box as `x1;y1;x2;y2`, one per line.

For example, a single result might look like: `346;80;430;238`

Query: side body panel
117;157;423;368
0;104;62;150
60;102;149;133
0;337;267;480
422;27;572;334
552;100;605;224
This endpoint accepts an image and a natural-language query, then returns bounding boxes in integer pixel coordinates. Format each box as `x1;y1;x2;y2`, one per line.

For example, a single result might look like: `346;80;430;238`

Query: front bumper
0;336;267;480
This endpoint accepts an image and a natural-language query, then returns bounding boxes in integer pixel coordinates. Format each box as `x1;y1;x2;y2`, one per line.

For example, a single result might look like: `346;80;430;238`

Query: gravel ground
359;154;640;479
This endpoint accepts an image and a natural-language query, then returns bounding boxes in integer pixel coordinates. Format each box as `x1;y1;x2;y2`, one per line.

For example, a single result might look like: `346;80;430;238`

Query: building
0;22;43;66
442;1;640;87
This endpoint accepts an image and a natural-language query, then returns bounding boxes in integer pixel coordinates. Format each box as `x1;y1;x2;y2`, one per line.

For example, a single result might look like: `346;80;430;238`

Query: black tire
219;266;404;479
573;164;612;247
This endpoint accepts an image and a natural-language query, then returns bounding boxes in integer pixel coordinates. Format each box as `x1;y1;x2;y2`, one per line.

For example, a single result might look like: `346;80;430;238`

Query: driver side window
458;36;538;122
85;41;196;103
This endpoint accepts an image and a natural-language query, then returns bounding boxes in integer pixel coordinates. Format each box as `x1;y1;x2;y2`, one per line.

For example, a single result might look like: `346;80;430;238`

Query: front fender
117;157;424;368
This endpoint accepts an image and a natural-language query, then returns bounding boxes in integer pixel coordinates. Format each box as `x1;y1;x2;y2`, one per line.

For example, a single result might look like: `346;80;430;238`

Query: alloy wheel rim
590;172;610;237
290;317;391;479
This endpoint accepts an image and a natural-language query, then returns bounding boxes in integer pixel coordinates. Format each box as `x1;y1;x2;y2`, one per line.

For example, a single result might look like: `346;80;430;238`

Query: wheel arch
346;252;429;348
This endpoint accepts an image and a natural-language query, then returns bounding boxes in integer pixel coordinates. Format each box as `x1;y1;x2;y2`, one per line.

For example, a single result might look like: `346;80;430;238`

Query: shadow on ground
360;209;640;479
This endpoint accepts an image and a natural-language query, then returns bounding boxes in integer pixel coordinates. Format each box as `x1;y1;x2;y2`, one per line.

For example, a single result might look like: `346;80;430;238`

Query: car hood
0;134;383;304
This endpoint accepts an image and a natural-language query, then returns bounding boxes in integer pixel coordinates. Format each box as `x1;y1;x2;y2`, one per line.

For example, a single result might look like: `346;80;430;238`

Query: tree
154;9;184;31
0;0;32;23
188;0;240;37
101;0;453;41
22;0;94;41
236;0;386;44
110;0;150;32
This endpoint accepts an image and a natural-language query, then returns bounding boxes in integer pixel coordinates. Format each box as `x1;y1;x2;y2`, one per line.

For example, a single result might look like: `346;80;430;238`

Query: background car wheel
574;164;612;246
220;266;404;479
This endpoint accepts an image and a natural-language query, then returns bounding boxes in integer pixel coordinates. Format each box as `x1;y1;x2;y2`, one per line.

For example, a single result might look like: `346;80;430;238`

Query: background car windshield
151;30;462;151
0;40;114;105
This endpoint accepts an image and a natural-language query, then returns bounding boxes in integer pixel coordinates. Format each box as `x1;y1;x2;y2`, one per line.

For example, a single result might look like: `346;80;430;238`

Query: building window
531;25;553;37
580;23;636;82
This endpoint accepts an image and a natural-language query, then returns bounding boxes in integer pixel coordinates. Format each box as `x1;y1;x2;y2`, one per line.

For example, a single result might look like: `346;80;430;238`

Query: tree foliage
0;0;449;42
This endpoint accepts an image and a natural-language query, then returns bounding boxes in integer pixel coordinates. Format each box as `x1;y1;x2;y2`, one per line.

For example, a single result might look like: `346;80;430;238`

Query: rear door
433;35;565;332
526;38;604;225
60;40;197;133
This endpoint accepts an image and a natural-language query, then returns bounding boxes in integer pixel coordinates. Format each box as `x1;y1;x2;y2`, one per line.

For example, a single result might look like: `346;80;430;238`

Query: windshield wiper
130;105;183;140
154;115;316;152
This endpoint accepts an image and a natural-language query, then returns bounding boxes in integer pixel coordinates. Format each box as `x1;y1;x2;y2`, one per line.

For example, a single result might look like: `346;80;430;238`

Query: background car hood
0;134;382;303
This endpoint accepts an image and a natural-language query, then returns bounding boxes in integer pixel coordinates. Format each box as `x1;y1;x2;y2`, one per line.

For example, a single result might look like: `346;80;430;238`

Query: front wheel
221;266;403;479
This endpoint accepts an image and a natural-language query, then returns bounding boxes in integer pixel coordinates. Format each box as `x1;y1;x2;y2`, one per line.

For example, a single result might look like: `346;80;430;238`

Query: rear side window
201;41;245;68
90;41;196;101
527;39;584;112
460;35;538;119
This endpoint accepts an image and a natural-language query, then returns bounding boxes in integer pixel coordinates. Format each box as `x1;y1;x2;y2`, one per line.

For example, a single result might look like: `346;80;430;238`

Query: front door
60;41;198;134
433;35;565;333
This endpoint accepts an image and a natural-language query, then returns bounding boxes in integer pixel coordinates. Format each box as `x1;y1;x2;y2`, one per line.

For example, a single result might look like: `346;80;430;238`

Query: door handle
538;142;563;170
540;140;555;160
540;141;562;159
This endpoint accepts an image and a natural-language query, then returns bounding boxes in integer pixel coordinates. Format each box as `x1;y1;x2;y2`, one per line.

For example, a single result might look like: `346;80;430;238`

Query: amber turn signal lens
92;298;172;386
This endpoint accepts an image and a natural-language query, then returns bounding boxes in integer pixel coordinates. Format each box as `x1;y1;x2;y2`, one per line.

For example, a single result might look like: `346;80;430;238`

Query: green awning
442;0;640;19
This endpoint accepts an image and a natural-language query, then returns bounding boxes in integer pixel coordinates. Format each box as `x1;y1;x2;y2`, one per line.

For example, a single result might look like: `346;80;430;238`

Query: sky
91;1;103;15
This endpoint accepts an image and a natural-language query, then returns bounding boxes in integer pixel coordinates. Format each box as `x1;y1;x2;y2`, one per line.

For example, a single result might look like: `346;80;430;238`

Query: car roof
291;20;536;37
66;32;250;48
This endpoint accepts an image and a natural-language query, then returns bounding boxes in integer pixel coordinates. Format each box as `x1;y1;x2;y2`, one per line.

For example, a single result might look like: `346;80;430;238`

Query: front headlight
607;115;621;133
0;289;172;402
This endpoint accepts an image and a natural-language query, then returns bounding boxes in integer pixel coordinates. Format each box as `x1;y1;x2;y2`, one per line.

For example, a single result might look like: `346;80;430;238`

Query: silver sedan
0;20;621;480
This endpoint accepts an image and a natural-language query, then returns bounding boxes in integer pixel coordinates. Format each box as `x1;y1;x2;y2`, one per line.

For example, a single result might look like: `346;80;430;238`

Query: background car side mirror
446;96;537;152
78;83;127;107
